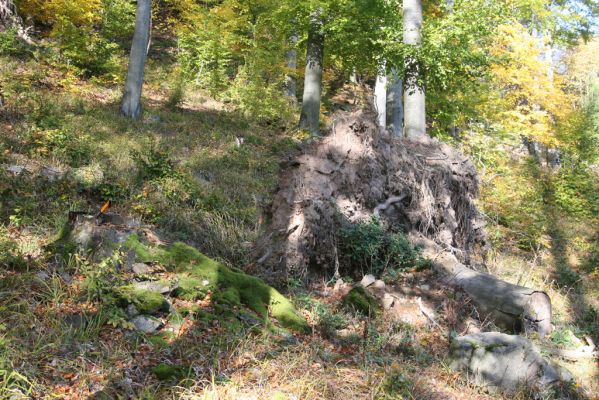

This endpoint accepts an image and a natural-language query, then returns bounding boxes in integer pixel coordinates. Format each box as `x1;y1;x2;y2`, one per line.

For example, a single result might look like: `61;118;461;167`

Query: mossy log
412;236;552;338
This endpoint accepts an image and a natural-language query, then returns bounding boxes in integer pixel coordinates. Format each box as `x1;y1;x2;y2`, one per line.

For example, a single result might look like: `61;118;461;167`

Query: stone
360;274;376;288
449;332;572;394
41;166;64;181
382;293;395;309
333;279;351;296
132;263;152;275
6;165;25;174
131;315;163;334
132;280;175;294
126;304;139;318
372;280;386;290
35;270;49;282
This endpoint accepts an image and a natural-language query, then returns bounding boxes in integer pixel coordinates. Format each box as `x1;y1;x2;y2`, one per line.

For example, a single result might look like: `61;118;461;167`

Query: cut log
412;235;552;337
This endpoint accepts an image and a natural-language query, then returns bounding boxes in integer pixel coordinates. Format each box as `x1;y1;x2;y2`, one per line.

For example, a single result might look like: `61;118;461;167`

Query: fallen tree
412;235;552;337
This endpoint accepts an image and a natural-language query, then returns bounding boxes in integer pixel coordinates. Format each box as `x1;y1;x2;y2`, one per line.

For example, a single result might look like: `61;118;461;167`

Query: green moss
214;287;241;306
151;363;188;381
120;239;308;332
172;276;210;300
147;335;169;348
114;286;169;314
343;287;380;316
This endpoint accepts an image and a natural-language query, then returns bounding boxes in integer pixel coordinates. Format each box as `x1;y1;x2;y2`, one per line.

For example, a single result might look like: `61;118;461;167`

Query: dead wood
412;235;552;337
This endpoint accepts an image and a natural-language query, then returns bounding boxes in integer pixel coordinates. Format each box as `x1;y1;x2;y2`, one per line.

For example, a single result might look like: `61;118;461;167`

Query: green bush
54;18;121;77
338;217;424;276
0;28;32;57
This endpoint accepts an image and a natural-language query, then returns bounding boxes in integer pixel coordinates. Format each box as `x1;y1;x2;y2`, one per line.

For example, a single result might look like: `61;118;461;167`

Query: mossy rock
122;235;308;332
114;285;170;315
151;363;188;381
172;275;209;300
343;287;380;316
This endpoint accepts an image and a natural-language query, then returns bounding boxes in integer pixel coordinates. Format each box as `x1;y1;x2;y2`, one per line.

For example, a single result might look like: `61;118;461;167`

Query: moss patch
121;238;308;332
114;286;169;315
172;275;209;300
151;363;188;381
343;287;380;316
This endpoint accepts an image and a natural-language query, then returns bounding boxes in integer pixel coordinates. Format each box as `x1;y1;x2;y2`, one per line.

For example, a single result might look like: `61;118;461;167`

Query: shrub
338;217;424;277
0;28;32;57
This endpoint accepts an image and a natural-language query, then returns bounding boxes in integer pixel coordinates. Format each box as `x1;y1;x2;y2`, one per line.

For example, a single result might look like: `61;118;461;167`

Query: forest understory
1;1;599;399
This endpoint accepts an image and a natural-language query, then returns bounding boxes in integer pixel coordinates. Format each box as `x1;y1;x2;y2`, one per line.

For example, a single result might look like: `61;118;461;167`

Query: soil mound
255;103;487;281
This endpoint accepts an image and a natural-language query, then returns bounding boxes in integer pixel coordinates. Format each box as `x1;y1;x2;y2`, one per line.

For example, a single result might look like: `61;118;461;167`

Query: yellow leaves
20;0;102;28
484;23;573;147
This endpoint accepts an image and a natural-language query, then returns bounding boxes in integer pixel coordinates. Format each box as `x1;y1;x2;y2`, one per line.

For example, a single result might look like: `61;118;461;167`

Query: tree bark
386;69;403;136
121;0;152;120
374;66;387;130
284;32;298;102
298;13;324;136
412;235;552;338
403;0;426;138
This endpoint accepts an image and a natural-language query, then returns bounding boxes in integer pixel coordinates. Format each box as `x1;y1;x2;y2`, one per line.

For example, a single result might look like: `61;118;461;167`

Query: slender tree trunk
403;0;426;138
121;0;152;120
374;65;387;130
284;32;298;102
386;68;403;136
299;13;324;136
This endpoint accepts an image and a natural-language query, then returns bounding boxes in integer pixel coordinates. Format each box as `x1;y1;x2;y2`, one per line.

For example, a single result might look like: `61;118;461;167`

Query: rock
420;284;430;291
6;165;25;174
449;332;572;394
382;293;395;309
360;274;376;288
333;279;351;296
35;270;49;282
133;280;176;294
131;315;163;334
132;263;152;275
41;166;64;181
372;280;386;290
343;287;380;315
126;304;139;318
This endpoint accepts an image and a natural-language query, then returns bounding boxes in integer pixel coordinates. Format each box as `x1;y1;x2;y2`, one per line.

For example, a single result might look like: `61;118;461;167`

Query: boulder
449;332;572;394
360;274;376;288
131;315;163;334
132;280;175;294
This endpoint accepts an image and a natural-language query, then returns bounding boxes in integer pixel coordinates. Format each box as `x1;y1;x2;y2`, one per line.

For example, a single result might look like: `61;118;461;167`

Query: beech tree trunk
412;236;552;338
121;0;152;120
403;0;426;138
386;69;403;136
284;32;298;102
298;13;324;136
374;67;387;130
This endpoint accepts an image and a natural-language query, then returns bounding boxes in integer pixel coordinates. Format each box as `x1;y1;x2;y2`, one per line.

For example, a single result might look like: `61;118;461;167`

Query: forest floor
0;47;598;400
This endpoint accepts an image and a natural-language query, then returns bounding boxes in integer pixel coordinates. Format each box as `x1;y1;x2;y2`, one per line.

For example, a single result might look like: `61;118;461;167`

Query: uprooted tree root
254;105;487;282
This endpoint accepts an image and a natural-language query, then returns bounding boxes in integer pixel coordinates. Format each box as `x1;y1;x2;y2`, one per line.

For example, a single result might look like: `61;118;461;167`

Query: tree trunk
403;0;426;138
374;66;387;130
284;32;298;102
298;13;324;136
412;235;552;338
386;69;403;136
121;0;152;120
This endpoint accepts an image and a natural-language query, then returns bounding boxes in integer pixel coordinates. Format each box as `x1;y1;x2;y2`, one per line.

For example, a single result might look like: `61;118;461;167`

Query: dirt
254;89;487;282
